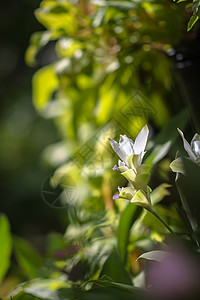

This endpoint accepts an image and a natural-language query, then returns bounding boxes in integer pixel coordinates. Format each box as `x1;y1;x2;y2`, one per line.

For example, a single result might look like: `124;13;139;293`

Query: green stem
150;207;178;239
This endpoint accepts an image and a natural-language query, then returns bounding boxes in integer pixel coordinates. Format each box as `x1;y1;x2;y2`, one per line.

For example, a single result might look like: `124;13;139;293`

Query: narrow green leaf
117;204;142;263
83;276;141;293
151;183;171;206
0;215;12;283
187;14;199;31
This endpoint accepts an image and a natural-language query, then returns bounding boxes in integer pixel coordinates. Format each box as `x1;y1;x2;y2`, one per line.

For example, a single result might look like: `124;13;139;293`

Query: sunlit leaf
32;65;59;110
187;14;199;31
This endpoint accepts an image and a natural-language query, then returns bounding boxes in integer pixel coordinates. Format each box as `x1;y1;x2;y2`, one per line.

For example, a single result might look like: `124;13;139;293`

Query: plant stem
150;207;177;238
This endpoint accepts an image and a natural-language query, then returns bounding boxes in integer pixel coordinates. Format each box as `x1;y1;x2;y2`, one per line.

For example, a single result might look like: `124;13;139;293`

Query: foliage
177;0;200;31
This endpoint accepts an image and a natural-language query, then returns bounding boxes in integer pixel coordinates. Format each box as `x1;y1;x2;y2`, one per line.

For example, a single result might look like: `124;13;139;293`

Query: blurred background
0;0;66;238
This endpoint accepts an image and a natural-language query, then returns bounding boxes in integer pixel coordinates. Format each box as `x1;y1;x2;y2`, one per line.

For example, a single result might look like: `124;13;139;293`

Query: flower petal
191;133;200;158
119;135;135;157
108;138;127;161
178;128;197;160
133;125;149;155
118;159;125;167
112;165;118;170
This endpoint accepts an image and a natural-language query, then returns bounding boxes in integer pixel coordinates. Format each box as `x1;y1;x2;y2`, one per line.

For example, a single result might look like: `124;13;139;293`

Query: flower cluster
109;125;152;210
170;128;200;174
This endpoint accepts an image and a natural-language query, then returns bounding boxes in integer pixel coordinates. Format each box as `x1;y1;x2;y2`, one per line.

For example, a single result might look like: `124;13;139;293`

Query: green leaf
137;250;167;262
193;0;200;13
0;214;12;283
187;14;199;31
100;251;133;285
25;31;51;66
176;158;200;232
78;286;140;300
32;64;59;111
13;236;43;278
117;204;142;262
170;157;185;174
151;183;171;206
83;276;142;294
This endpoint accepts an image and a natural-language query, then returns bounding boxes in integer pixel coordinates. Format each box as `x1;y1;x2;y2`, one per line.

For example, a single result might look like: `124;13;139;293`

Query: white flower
178;129;200;161
108;125;149;164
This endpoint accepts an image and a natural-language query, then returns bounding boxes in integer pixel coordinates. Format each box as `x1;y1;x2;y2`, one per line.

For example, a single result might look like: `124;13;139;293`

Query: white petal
108;138;127;161
191;133;200;158
119;135;134;157
118;159;126;167
118;186;123;193
133;125;149;155
177;128;197;160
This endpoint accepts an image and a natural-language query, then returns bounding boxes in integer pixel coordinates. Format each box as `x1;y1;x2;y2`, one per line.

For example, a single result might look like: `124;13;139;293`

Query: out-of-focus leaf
145;109;189;166
137;250;167;262
35;3;77;34
92;8;106;27
153;109;189;146
145;141;171;166
25;31;51;66
91;0;137;11
117;204;142;263
13;236;43;278
193;0;200;13
24;279;70;300
32;65;59;110
9;279;79;300
151;183;171;206
100;251;133;285
0;215;12;283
